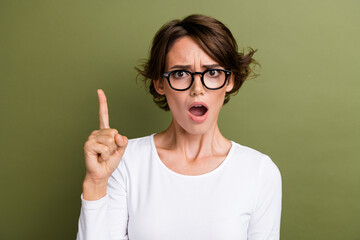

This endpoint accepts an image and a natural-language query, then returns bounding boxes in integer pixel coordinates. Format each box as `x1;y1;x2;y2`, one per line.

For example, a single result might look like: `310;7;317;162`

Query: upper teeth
194;105;202;107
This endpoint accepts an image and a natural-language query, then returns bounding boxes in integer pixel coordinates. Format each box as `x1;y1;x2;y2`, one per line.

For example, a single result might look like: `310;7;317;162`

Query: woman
77;14;282;240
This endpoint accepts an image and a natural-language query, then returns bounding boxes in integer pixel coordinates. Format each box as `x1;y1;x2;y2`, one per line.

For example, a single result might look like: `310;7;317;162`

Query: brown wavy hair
136;14;258;111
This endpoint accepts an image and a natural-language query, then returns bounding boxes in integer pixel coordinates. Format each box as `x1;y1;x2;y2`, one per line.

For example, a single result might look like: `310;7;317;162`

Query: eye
206;69;220;77
172;70;189;79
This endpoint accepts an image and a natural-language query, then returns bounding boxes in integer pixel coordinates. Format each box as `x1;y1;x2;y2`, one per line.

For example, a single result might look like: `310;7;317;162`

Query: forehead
166;36;218;69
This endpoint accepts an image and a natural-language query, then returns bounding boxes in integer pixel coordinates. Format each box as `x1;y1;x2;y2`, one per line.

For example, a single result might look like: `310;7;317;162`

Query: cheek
212;91;226;109
165;91;186;113
208;93;227;120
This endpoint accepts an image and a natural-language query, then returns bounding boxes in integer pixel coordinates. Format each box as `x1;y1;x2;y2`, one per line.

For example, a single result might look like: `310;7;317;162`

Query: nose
190;74;205;96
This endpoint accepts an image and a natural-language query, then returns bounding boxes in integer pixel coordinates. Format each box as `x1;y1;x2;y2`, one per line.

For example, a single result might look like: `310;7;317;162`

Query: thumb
115;134;128;149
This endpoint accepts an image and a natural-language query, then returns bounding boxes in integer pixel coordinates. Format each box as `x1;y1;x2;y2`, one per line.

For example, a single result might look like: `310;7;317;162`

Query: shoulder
111;134;154;184
120;134;154;165
126;134;153;151
229;141;281;180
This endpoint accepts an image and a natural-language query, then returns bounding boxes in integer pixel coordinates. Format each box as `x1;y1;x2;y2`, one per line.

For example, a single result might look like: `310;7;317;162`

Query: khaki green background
1;0;359;239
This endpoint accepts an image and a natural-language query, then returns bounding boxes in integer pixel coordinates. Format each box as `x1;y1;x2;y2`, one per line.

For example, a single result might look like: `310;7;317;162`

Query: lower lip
187;110;208;123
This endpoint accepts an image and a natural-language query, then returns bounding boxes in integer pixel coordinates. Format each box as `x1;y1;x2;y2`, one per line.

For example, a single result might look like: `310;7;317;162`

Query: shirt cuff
80;193;108;210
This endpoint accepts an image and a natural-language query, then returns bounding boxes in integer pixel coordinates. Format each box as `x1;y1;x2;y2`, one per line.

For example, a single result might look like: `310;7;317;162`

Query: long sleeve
76;159;129;240
247;156;282;240
76;135;283;239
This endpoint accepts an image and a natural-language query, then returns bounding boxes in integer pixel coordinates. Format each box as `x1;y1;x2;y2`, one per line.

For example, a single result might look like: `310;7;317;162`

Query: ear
153;79;165;95
225;74;235;92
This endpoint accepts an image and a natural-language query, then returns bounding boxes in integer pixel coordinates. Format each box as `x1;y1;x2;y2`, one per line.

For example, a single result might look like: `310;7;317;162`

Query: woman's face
154;36;234;135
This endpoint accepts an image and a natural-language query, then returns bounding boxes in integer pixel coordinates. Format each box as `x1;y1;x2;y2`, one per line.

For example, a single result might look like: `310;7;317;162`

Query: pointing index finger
97;89;110;129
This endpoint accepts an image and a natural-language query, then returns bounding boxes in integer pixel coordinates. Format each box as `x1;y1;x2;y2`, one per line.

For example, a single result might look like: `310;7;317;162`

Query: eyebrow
169;64;223;70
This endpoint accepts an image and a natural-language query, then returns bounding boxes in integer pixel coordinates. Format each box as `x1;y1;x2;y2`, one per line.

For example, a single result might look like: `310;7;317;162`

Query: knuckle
103;145;110;153
102;129;112;136
106;137;113;145
98;129;106;134
84;141;91;149
111;129;118;136
88;134;95;140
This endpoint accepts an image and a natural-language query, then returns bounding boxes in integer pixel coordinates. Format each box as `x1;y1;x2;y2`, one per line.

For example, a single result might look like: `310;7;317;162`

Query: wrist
83;174;109;186
82;175;108;201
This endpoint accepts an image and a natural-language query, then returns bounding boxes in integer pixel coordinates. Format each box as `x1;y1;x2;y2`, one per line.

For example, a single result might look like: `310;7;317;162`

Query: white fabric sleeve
76;159;129;240
247;156;282;240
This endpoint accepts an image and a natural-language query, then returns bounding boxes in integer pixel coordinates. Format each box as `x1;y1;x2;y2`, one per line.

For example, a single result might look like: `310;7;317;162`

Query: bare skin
154;123;231;175
153;36;233;175
82;36;234;199
82;89;128;200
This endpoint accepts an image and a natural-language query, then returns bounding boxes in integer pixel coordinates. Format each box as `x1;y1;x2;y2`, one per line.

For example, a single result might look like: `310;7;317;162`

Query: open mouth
188;102;209;123
189;105;208;116
189;102;208;117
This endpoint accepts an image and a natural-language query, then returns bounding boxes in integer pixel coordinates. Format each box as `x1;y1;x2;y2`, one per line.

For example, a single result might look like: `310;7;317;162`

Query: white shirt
77;134;282;240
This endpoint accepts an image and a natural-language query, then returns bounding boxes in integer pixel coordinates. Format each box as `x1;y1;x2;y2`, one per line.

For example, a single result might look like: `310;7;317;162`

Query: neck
155;118;231;163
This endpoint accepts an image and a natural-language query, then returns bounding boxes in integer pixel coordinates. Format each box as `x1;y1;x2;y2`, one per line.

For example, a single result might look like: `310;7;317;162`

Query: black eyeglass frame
162;69;232;91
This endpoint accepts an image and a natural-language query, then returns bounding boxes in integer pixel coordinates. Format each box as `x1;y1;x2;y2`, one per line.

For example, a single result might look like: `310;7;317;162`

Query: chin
178;120;216;136
171;109;219;136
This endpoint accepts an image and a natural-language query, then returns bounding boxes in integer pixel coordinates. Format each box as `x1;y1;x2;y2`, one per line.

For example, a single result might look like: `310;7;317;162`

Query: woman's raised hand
82;89;128;200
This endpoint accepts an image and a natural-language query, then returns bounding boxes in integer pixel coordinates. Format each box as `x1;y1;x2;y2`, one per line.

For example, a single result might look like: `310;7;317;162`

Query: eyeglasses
162;69;232;91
